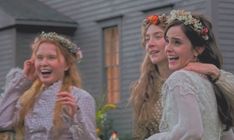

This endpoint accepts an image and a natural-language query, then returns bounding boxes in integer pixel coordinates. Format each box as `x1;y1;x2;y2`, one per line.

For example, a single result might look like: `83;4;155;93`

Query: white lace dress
146;70;234;140
0;68;97;140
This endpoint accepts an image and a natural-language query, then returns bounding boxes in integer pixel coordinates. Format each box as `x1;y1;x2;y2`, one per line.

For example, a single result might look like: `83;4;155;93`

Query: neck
157;61;171;80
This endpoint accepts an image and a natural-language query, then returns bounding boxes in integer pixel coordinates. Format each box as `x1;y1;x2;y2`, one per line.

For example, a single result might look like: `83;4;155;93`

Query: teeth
150;50;159;54
168;56;178;60
41;69;52;73
168;56;176;58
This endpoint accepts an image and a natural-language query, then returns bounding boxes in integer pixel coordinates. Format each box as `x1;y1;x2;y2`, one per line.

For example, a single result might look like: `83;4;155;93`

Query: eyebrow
147;30;163;34
171;37;181;40
166;35;182;40
146;32;164;38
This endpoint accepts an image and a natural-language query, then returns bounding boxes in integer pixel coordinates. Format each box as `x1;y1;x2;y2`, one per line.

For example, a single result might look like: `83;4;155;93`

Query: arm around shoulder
215;70;234;103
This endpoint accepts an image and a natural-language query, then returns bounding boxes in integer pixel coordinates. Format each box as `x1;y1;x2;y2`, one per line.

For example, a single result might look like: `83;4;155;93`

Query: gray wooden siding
0;29;16;88
175;0;208;13
216;0;234;73
38;0;234;138
15;32;37;68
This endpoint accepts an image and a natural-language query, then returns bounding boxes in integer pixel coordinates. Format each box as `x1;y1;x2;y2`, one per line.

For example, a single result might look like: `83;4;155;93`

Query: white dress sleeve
146;90;204;140
0;68;32;130
146;72;204;140
62;88;97;140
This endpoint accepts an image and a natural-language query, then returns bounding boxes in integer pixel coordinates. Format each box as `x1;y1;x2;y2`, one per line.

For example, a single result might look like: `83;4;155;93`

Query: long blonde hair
15;33;82;139
129;14;167;137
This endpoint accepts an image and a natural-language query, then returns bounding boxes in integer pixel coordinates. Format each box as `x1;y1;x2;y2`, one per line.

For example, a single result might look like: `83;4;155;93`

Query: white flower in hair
39;32;83;62
168;10;209;40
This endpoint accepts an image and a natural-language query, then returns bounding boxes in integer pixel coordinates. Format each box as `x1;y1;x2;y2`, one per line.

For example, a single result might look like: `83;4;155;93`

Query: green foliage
96;103;116;130
95;93;117;139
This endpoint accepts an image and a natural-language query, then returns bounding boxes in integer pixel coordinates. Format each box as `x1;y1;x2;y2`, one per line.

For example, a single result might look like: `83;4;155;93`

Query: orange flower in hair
144;15;159;25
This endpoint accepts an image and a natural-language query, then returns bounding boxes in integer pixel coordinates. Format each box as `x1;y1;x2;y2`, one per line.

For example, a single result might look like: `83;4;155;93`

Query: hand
23;59;37;81
57;91;78;118
184;62;220;80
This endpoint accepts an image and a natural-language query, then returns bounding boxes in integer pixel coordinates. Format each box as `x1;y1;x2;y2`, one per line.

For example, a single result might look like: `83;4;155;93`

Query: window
103;26;120;104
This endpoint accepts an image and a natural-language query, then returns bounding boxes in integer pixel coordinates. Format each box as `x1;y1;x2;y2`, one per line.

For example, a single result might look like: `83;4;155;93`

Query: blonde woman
0;32;96;140
130;14;171;140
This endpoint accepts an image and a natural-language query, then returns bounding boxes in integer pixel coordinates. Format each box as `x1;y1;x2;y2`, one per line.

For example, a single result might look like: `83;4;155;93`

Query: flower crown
38;32;83;61
167;10;209;40
143;15;159;25
143;14;167;26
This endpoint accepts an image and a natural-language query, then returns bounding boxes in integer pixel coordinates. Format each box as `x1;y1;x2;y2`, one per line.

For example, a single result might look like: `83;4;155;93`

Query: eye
174;40;181;46
154;33;163;40
145;36;150;43
48;55;57;60
36;55;43;61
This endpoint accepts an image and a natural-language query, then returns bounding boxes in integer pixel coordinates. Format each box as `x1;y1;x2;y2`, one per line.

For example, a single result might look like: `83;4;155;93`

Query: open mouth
168;56;179;61
150;50;160;55
40;69;52;77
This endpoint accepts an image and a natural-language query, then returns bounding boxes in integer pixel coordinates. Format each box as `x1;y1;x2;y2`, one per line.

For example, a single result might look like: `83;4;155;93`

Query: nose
40;58;49;66
146;37;156;49
165;42;173;53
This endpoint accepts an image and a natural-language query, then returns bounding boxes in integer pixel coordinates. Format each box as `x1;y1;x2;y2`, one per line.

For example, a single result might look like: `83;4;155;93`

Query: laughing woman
146;10;234;140
0;32;97;140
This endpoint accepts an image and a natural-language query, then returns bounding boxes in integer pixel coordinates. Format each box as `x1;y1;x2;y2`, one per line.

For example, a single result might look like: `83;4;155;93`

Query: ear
64;63;70;72
65;67;69;71
193;47;205;56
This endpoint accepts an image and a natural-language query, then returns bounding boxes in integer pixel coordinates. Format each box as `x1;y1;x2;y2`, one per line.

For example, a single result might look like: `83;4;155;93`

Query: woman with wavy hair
130;12;234;140
146;10;234;140
130;14;170;140
0;32;96;140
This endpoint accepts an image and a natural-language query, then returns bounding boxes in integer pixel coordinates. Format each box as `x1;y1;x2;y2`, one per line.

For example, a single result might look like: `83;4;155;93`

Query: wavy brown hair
129;14;168;139
164;14;233;131
15;34;82;139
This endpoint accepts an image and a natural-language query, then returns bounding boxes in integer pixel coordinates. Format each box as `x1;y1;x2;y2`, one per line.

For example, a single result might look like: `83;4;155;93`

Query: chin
40;78;53;85
151;59;160;64
169;66;180;71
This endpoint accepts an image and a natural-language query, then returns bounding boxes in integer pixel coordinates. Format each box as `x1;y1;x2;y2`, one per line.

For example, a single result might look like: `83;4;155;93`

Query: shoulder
71;86;95;102
6;68;25;82
166;69;199;84
71;87;96;112
163;70;203;95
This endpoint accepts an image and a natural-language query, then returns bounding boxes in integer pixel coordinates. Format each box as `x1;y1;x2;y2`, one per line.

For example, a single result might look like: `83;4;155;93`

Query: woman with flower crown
0;32;97;140
130;14;171;140
145;10;234;140
130;11;234;140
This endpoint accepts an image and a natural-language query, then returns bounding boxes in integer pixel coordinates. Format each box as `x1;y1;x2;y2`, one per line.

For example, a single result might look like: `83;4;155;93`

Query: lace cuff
61;107;85;139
